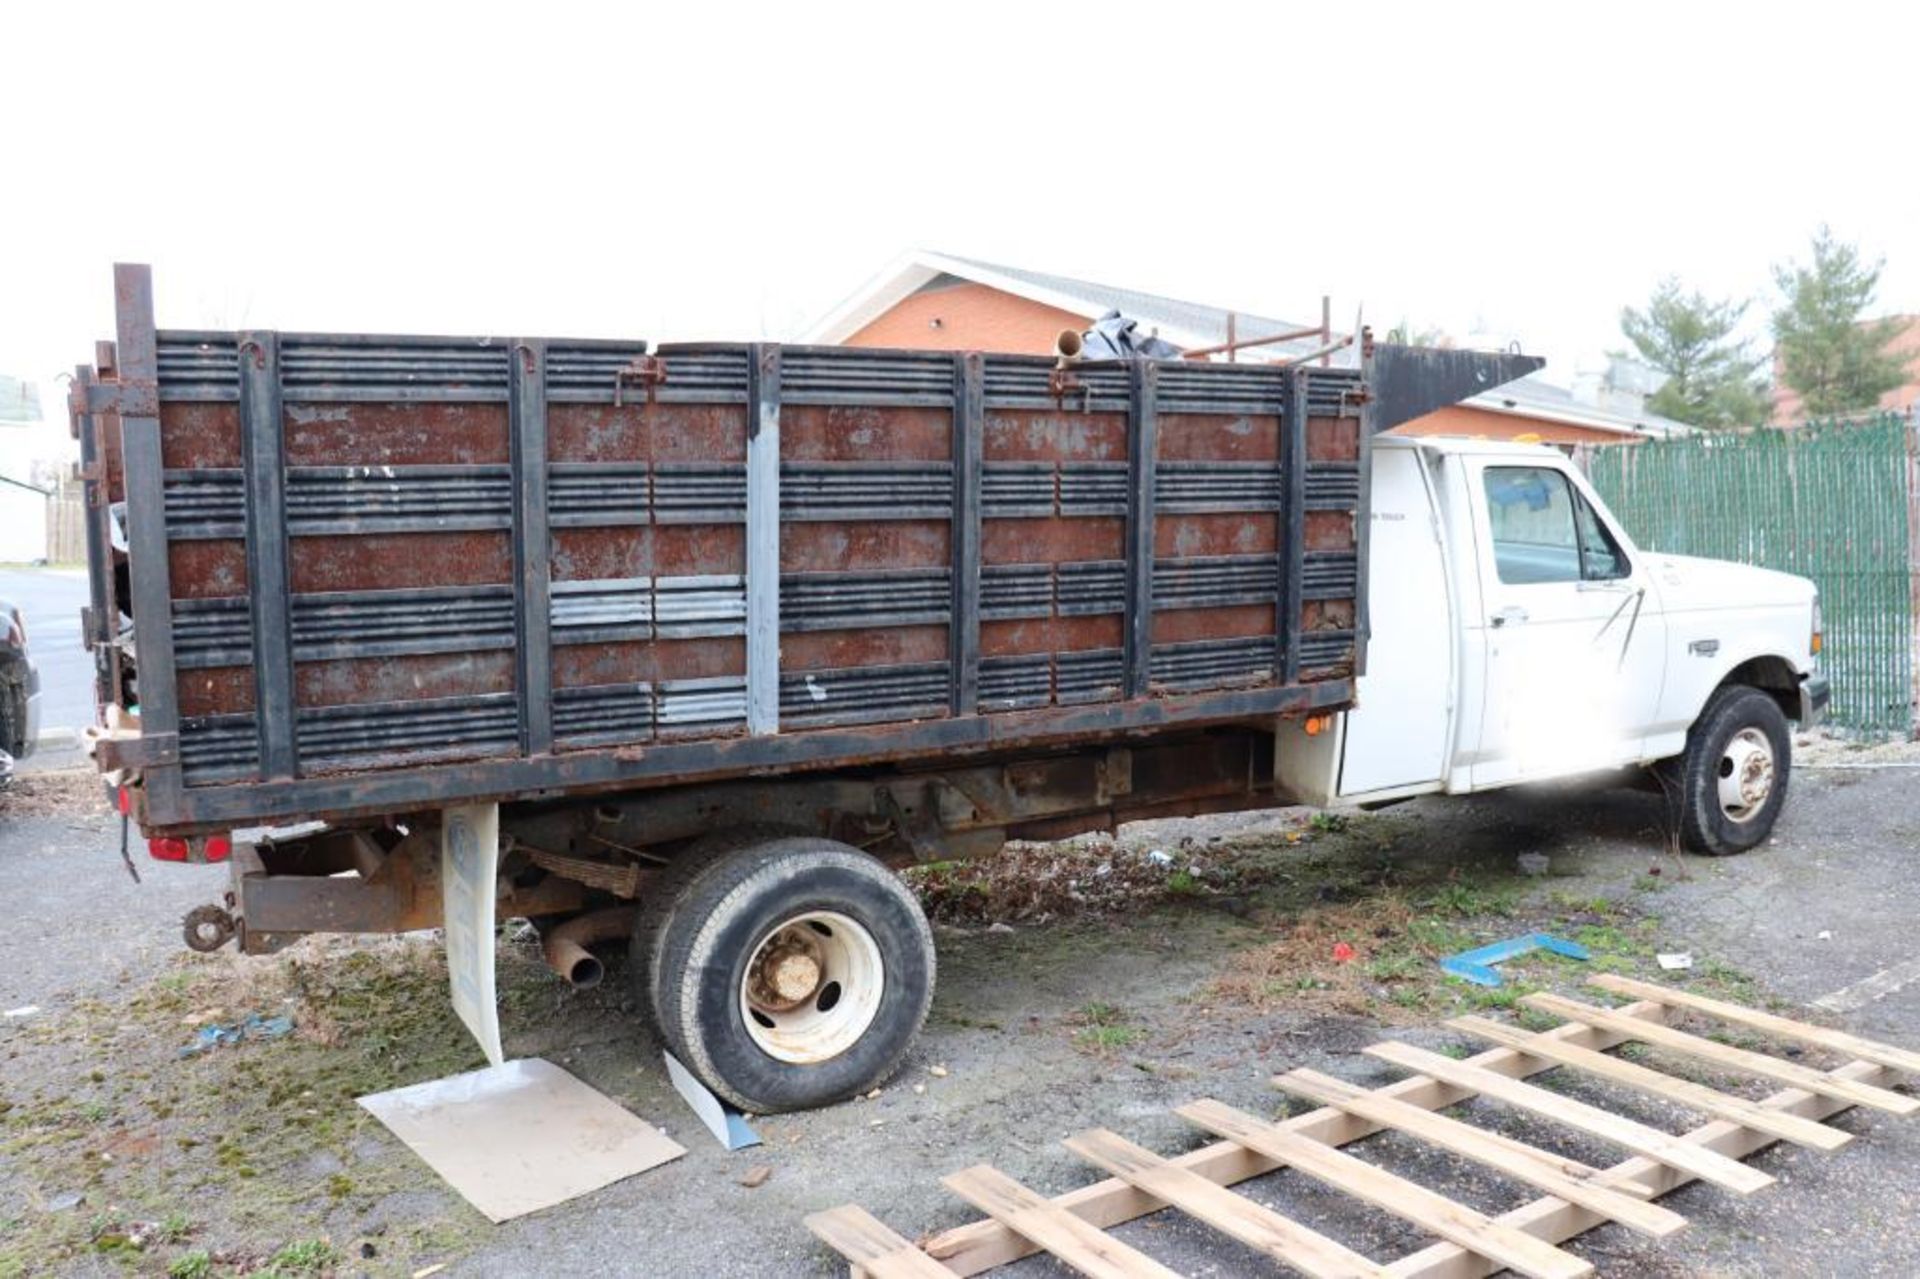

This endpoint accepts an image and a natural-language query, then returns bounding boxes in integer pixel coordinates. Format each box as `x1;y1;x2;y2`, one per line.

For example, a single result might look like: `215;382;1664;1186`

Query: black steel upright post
238;330;297;780
1280;369;1309;685
510;340;553;756
1124;360;1159;698
950;351;984;715
113;264;187;817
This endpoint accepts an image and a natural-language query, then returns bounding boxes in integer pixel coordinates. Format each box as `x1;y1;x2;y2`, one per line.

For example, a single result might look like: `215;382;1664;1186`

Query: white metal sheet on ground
359;1058;685;1222
442;802;503;1067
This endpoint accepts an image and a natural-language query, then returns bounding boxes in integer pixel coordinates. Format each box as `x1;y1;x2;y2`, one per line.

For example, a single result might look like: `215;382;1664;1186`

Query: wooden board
804;1204;955;1278
1449;1014;1852;1152
1363;1041;1774;1194
1178;1099;1594;1279
1064;1128;1391;1279
1522;992;1920;1117
1274;1068;1687;1239
1384;1056;1901;1278
941;1165;1181;1279
917;998;1676;1276
1589;973;1920;1076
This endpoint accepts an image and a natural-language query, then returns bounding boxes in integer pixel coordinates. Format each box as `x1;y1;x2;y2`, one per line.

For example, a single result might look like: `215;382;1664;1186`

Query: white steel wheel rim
739;911;884;1065
1717;727;1775;823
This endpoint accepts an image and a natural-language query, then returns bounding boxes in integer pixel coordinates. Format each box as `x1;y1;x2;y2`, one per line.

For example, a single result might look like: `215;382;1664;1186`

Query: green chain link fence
1588;412;1918;736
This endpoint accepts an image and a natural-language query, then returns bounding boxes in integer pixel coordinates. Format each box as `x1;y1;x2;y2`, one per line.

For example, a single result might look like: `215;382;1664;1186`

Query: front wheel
1669;685;1791;856
635;836;934;1113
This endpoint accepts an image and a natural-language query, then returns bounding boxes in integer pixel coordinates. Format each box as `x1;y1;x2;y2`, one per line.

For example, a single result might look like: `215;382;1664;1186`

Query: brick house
806;252;1685;445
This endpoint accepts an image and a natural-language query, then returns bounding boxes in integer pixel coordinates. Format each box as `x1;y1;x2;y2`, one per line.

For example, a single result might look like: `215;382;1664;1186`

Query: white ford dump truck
75;266;1824;1111
1284;434;1826;859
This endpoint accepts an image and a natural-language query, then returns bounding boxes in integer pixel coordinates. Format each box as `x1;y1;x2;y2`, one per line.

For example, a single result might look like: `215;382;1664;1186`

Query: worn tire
0;681;18;758
1672;685;1792;856
639;835;934;1112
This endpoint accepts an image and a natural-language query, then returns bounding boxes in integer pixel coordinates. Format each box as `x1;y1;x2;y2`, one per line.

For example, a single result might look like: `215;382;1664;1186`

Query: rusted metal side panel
88;268;1390;834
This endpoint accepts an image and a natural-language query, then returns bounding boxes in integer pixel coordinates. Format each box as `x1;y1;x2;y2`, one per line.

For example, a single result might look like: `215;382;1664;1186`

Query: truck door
1337;444;1455;797
1467;460;1666;788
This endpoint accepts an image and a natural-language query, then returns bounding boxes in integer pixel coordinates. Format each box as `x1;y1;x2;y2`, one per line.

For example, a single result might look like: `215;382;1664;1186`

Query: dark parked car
0;597;40;779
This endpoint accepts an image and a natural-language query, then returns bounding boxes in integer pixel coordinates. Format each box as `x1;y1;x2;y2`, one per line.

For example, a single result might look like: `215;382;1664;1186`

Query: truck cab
1282;435;1827;854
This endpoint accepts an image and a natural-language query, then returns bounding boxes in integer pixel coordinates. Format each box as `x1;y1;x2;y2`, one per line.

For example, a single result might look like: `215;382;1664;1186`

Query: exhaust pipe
542;905;635;989
1054;328;1083;365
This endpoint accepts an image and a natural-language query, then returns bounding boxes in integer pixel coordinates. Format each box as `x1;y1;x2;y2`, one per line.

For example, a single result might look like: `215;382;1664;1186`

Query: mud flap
442;803;504;1066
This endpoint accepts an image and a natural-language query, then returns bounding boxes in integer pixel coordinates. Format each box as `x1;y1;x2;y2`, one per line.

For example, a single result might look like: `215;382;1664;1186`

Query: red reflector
204;835;233;863
117;787;131;815
148;837;190;862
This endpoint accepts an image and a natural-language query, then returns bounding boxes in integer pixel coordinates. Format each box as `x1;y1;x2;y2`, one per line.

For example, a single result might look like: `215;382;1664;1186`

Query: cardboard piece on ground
441;803;503;1067
664;1051;762;1150
1657;952;1694;970
359;1058;684;1222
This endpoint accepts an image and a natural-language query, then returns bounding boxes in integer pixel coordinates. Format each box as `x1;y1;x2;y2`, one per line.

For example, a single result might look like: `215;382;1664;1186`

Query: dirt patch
0;932;579;1277
0;766;111;820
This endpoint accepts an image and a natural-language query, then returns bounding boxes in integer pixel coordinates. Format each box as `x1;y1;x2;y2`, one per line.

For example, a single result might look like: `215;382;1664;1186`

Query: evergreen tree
1771;226;1910;417
1618;278;1769;428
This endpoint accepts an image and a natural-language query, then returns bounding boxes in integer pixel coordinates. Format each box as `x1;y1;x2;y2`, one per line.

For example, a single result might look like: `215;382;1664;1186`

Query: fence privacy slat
1588;413;1917;735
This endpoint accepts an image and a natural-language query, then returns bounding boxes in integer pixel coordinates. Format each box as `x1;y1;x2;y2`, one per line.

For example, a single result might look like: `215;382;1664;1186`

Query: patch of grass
1166;869;1200;896
1308;811;1350;834
1422;879;1522;918
1070;1002;1143;1053
1075;1024;1143;1051
1632;873;1667;893
262;1239;339;1277
167;1251;212;1279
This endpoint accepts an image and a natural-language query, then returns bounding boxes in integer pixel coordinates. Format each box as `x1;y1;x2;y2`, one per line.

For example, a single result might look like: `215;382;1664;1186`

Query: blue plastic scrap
1439;933;1589;988
178;1013;295;1057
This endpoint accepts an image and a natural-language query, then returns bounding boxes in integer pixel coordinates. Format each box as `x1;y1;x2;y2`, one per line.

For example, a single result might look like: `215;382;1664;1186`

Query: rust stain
781;405;949;462
1156;412;1280;462
284;402;509;466
647;404;746;463
290;532;511;593
550;525;747;580
983;410;1126;462
1304;510;1355;552
781;625;947;672
1152;605;1274;644
1155;513;1278;558
780;520;948;572
1306;416;1360;463
984;516;1123;565
296;650;514;709
549;403;650;462
169;541;248;600
177;666;256;717
553;637;744;688
981;614;1122;657
159;403;241;468
1304;598;1355;631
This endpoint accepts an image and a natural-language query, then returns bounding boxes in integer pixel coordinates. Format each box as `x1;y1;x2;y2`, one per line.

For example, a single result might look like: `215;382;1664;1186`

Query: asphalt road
5;760;1920;1276
0;567;92;754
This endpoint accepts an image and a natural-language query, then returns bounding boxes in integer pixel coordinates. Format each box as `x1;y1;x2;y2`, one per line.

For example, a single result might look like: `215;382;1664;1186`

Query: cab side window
1483;467;1630;585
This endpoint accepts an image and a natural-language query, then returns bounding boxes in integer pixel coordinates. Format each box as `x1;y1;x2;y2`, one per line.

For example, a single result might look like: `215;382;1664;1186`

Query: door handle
1491;606;1529;628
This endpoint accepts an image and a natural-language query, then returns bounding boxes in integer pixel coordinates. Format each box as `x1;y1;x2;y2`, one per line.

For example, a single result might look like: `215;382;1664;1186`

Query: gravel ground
3;759;1919;1277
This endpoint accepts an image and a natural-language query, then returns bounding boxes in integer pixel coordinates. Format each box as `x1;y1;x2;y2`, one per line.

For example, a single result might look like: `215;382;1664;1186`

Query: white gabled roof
1463;376;1693;439
802;250;1320;356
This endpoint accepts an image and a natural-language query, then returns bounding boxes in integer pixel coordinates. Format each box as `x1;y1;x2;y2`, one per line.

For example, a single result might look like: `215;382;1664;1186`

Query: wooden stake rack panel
807;976;1920;1278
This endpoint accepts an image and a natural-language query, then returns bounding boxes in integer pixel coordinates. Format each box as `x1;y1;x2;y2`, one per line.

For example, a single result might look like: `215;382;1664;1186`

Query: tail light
147;834;233;864
4;608;22;649
1810;595;1823;659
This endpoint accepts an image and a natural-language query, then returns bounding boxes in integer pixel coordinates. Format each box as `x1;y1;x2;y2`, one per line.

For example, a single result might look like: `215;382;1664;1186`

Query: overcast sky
5;1;1916;442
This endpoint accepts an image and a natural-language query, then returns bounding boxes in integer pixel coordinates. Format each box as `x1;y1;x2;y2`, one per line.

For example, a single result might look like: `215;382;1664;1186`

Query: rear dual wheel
632;835;935;1113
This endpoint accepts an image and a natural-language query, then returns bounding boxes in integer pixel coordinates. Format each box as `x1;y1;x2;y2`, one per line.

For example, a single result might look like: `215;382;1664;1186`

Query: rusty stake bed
74;264;1539;1110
